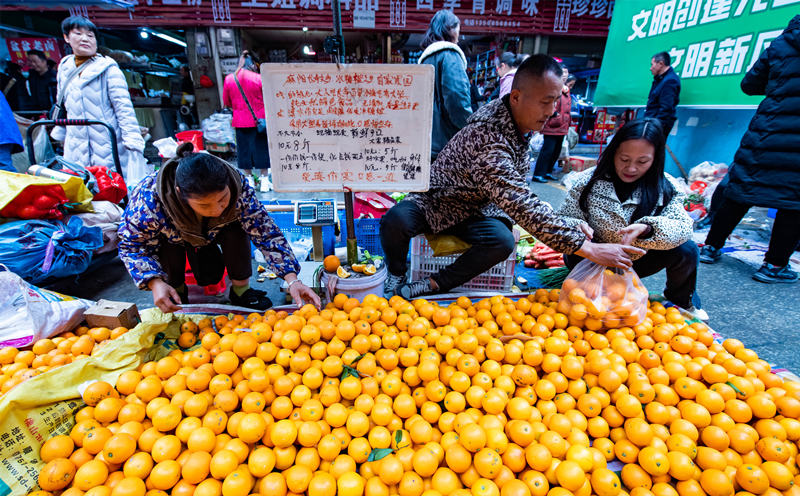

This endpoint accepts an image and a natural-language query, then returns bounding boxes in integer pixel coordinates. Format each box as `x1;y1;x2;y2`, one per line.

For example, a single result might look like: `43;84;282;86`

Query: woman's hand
285;273;321;309
619;223;650;245
148;278;182;314
576;240;646;271
579;222;594;240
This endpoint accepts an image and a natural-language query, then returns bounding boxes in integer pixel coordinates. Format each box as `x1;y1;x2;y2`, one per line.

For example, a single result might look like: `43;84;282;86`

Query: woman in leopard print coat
557;118;701;314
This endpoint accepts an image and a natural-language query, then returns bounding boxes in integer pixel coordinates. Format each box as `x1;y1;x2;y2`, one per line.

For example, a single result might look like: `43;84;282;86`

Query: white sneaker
682;306;709;322
260;177;272;192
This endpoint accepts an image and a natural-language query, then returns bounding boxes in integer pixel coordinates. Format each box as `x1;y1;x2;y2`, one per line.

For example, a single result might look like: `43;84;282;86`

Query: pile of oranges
29;289;800;496
0;325;131;396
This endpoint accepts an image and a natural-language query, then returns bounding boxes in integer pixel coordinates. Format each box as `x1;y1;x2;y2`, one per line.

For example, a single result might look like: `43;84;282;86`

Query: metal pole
330;0;358;266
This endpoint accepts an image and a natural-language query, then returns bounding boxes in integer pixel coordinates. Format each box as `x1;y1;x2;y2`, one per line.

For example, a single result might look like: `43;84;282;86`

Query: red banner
5;38;63;70
74;0;611;36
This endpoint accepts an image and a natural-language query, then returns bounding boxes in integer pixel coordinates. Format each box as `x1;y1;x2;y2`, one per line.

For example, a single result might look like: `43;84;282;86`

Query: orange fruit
38;458;76;491
40;435;75;462
698;469;734;496
324;255;340;273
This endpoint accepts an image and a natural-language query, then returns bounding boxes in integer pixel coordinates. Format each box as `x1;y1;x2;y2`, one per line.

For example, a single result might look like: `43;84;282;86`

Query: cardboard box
84;300;141;329
565;156;598;173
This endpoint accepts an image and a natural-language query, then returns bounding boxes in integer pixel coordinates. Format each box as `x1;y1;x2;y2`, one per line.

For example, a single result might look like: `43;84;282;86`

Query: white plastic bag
126;152;153;188
0;268;92;348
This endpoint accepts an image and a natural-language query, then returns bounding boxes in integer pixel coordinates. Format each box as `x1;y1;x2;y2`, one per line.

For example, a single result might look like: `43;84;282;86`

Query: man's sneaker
752;263;799;284
384;273;406;297
229;287;273;310
684;306;710;322
396;279;435;299
699;245;722;264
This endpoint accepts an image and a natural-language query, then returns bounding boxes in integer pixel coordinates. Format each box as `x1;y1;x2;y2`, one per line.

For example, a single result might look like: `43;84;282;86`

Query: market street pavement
49;180;800;374
530;179;800;374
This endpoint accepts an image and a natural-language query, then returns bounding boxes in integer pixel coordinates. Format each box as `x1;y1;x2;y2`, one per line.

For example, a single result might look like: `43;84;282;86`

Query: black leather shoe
229;287;273;310
543;173;557;181
531;176;547;183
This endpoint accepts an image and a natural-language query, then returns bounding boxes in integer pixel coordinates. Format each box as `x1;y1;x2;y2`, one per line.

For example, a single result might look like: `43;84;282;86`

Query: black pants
159;222;253;287
705;198;800;267
533;134;565;177
566;240;699;309
235;127;270;171
380;201;515;292
704;173;730;224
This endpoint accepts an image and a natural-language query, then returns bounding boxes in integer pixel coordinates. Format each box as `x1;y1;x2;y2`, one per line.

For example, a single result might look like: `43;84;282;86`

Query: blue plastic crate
338;218;384;257
267;210;336;258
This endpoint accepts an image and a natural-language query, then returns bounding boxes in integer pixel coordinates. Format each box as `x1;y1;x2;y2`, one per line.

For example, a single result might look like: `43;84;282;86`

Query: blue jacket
418;41;473;160
644;66;681;134
727;15;800;210
0;92;23;153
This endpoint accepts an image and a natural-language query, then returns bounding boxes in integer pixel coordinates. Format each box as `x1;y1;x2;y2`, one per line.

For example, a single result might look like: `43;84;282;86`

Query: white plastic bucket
320;264;387;303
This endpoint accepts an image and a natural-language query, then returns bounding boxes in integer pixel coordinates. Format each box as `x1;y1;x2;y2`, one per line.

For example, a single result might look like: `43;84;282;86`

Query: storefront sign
5;38;62;70
261;63;434;192
595;0;799;107
353;9;376;28
62;0;612;36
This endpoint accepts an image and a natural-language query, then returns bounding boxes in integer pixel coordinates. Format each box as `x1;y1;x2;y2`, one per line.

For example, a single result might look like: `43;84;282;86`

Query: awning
1;0;135;8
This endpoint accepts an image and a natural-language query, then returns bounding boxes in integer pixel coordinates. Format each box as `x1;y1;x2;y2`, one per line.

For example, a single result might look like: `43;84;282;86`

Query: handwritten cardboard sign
261;63;434;192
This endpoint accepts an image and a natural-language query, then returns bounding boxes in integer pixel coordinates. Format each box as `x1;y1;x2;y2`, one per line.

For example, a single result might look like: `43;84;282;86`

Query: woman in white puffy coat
52;16;144;176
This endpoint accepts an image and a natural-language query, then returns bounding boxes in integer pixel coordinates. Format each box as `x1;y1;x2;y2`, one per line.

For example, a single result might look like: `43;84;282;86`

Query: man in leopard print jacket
380;55;645;298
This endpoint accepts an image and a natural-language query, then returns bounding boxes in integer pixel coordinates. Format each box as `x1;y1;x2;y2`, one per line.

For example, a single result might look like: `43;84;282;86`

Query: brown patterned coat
407;97;585;255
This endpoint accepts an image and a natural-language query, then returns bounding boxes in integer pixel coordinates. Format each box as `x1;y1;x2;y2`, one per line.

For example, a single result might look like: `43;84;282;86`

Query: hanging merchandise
0;217;103;284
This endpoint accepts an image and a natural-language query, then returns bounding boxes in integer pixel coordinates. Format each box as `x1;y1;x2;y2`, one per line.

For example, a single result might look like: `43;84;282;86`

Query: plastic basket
268;211;335;257
409;235;516;292
338;218;384;257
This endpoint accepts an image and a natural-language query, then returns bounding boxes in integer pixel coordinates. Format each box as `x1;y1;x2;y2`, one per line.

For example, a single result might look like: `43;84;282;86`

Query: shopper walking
644;51;681;134
418;9;472;161
51;16;144;176
496;52;524;98
699;15;800;284
558;118;704;319
223;50;270;186
25;49;58;112
532;66;571;183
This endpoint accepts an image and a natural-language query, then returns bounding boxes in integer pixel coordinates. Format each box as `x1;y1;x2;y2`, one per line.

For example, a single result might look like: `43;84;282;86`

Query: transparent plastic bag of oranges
558;259;649;331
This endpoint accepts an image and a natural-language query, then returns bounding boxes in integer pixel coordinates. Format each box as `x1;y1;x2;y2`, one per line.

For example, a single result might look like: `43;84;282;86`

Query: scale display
293;199;337;227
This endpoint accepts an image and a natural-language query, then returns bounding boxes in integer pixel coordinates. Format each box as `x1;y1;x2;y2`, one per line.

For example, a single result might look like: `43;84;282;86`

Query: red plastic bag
0;184;66;219
558;260;649;330
88;166;127;204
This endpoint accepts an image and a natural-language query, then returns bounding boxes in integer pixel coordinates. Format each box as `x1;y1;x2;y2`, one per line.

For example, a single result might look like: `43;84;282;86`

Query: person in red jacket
532;67;572;183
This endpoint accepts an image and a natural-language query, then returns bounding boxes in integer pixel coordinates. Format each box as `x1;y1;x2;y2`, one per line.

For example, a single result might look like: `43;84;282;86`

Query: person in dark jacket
380;55;644;298
532;66;571;183
26;49;58;112
644;51;681;134
418;10;472;161
699;15;800;284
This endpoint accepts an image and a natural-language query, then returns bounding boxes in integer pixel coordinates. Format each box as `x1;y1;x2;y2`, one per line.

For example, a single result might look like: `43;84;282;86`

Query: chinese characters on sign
5;38;63;71
261;64;434;193
626;0;797;79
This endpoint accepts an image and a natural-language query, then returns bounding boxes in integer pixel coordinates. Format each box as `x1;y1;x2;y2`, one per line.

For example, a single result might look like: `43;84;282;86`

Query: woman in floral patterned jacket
118;144;319;313
557;118;704;319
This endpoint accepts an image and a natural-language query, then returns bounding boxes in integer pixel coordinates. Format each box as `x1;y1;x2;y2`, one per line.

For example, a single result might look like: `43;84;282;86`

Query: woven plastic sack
0;268;91;348
0;309;181;494
558;259;648;330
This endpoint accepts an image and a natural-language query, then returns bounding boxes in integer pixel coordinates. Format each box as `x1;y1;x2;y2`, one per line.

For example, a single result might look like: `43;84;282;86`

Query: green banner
595;0;798;108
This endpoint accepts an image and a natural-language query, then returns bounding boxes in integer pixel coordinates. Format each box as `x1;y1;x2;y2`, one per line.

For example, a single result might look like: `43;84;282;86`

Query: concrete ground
47;176;800;373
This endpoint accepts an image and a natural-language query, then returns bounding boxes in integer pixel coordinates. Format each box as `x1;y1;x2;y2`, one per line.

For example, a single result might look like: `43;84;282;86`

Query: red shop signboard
5;38;63;70
79;0;612;36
